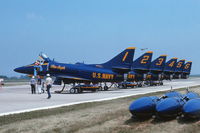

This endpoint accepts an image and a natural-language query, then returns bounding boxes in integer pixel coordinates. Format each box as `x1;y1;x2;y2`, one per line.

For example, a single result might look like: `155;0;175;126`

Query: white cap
46;74;50;77
32;76;35;78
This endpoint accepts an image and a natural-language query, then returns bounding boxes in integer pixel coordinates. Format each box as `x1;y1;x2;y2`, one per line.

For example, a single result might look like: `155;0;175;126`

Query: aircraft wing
55;75;91;81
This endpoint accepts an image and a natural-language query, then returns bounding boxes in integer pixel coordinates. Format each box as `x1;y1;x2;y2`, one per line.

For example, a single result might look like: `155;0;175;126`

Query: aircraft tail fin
183;61;192;73
132;51;153;70
164;57;178;72
174;59;186;72
101;47;136;72
150;55;167;71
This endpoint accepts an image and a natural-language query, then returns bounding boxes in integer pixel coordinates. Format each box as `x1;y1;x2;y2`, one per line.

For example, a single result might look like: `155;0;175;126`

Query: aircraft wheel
104;86;109;91
70;88;76;94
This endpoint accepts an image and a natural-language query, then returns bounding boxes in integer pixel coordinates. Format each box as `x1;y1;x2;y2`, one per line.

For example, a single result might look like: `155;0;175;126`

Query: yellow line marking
126;47;136;49
122;52;129;62
146;51;153;53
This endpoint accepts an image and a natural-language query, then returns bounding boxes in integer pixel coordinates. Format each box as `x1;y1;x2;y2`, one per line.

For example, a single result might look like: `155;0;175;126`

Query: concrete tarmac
0;78;200;116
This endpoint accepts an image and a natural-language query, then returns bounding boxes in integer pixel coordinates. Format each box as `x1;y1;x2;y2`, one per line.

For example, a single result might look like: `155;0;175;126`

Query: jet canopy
39;53;51;62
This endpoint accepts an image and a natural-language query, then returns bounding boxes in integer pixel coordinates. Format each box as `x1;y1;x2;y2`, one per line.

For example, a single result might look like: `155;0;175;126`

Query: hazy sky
0;0;200;76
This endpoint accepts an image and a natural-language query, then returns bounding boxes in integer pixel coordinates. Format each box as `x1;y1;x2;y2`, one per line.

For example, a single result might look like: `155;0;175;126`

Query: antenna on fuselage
170;86;173;91
140;48;148;51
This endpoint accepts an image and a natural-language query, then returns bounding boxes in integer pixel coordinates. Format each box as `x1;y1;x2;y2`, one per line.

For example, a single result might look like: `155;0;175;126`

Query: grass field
0;86;200;133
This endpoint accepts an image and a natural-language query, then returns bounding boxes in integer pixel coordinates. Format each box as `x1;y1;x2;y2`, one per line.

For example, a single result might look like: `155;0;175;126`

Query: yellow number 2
141;56;150;64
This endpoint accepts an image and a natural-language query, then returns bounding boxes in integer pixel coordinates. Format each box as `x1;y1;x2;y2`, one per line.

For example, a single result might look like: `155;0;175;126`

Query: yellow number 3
156;58;164;66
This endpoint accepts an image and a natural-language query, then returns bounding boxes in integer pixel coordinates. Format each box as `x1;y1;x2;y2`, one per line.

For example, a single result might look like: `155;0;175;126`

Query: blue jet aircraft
146;55;167;85
181;61;192;79
163;57;178;80
126;51;153;87
14;47;136;93
173;59;186;79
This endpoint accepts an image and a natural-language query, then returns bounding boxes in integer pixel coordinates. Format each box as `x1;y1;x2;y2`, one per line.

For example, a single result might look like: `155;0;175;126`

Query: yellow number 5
177;62;183;68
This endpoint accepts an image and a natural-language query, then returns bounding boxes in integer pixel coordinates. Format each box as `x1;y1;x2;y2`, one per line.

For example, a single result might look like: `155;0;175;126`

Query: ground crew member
30;76;36;94
37;76;42;94
46;74;53;99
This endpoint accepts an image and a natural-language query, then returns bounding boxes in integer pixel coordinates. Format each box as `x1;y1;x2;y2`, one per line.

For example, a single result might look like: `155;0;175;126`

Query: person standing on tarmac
46;74;53;99
30;76;36;94
37;75;42;94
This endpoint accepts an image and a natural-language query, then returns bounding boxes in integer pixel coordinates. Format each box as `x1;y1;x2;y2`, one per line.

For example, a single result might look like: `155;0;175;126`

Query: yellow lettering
102;74;106;79
97;73;101;78
184;64;190;69
141;56;150;64
169;61;175;67
92;72;97;78
177;62;183;68
156;58;164;66
122;52;129;62
50;65;65;70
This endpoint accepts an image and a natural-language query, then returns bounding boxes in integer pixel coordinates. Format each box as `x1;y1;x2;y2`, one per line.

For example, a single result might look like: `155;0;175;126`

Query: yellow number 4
168;61;175;67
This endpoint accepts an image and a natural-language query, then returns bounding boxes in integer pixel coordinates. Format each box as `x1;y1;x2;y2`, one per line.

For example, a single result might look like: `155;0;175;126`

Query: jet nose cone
14;65;34;74
14;67;23;73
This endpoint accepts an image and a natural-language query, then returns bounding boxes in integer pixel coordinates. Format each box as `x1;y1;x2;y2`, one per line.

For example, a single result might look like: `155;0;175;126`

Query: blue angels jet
181;61;192;79
123;51;153;87
163;57;178;80
145;55;167;85
126;52;167;87
14;47;136;92
163;59;192;80
173;59;186;79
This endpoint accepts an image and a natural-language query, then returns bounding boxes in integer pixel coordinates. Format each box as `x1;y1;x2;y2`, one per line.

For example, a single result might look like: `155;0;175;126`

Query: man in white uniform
30;76;36;94
46;74;53;99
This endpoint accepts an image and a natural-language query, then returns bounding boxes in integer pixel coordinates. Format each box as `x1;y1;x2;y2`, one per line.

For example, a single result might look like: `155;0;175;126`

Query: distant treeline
0;75;30;81
190;74;200;77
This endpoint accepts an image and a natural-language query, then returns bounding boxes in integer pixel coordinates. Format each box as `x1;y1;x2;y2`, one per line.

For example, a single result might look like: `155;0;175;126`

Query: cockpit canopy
39;53;51;62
